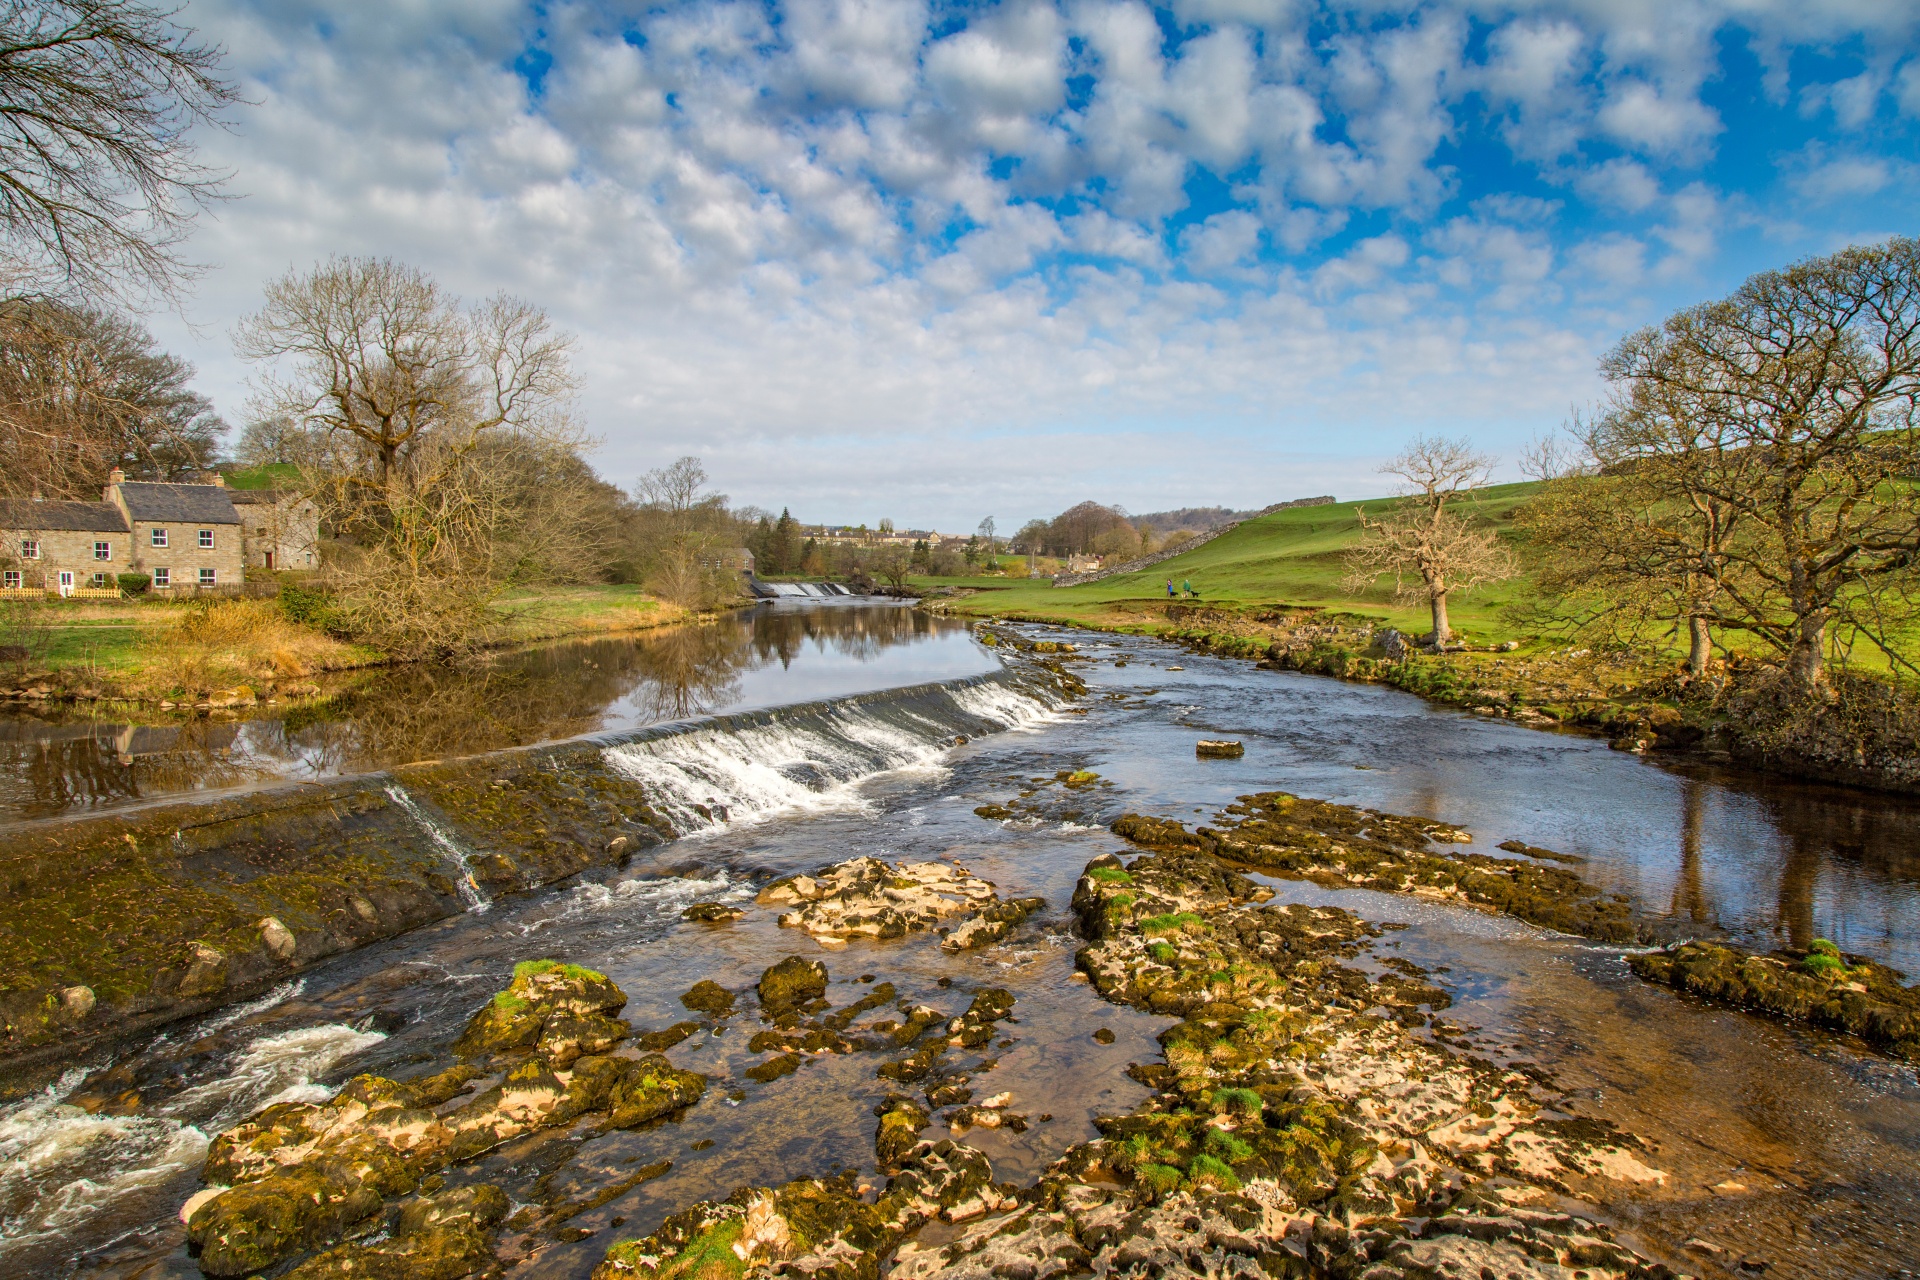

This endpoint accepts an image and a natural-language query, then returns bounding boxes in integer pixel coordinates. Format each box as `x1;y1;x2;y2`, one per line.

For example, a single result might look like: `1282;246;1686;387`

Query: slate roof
0;500;128;533
115;481;240;524
228;489;291;505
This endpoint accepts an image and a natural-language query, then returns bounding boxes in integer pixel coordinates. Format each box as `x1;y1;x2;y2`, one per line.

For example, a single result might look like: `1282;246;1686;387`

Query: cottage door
264;551;274;570
57;571;74;597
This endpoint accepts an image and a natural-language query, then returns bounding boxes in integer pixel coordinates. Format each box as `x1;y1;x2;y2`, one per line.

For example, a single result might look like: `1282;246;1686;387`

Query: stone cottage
0;469;326;593
0;496;131;593
229;488;319;571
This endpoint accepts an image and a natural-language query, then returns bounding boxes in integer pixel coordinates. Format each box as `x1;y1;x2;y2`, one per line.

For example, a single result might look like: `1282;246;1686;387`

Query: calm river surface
2;608;1916;1280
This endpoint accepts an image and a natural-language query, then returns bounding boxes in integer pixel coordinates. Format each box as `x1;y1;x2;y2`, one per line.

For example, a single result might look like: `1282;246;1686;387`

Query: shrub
116;572;149;596
278;580;337;628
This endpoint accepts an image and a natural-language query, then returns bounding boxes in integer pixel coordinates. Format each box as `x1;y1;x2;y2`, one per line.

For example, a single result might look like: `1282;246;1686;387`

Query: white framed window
20;539;38;559
3;570;19;589
151;528;168;547
92;572;111;587
93;541;111;560
198;567;216;586
198;529;214;548
152;567;170;587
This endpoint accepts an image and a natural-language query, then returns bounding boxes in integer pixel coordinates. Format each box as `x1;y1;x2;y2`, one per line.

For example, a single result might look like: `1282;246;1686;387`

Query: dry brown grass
140;599;360;692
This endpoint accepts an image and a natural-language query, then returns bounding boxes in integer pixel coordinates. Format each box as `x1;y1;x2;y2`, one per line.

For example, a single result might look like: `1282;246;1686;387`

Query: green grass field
929;483;1544;644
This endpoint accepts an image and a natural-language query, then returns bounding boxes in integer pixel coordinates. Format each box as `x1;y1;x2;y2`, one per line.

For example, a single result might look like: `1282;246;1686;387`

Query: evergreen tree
771;508;801;574
748;515;775;573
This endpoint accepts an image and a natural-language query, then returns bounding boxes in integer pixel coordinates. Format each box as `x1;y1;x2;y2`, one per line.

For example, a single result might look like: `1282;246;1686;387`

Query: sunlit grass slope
936;482;1543;644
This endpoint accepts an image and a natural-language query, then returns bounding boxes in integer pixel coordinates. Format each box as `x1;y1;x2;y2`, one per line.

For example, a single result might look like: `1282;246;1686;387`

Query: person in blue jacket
1166;578;1175;597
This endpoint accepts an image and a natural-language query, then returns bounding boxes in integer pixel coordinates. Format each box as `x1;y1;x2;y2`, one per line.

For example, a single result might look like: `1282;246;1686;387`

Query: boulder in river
680;979;736;1017
453;959;628;1059
757;955;829;1015
759;856;1040;949
1194;739;1244;758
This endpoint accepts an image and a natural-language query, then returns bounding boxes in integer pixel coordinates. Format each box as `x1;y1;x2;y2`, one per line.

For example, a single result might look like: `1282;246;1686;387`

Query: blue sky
162;0;1920;529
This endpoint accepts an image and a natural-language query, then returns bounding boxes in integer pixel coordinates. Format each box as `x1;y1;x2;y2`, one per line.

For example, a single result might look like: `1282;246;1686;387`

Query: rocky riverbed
10;616;1920;1280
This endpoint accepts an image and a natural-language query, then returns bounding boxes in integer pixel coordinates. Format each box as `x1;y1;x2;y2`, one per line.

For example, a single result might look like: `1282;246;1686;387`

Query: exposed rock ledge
758;856;1045;951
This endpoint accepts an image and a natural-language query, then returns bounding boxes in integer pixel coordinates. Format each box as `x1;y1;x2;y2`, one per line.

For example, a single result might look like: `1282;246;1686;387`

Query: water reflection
1040;627;1920;976
0;603;994;823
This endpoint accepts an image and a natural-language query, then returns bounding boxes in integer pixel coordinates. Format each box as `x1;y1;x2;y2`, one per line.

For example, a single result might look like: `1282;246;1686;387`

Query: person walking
1182;578;1197;599
1166;578;1175;598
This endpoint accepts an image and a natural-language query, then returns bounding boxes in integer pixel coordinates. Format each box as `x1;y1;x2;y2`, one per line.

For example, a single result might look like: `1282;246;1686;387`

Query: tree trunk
1787;611;1826;691
1687;616;1711;676
1429;591;1450;648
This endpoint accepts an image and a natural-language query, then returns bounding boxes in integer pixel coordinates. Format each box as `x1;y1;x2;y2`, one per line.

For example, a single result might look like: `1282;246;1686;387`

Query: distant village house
0;470;318;595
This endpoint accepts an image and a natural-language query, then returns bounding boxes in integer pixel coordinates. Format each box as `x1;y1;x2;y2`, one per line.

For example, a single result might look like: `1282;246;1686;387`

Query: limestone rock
682;901;745;922
61;984;96;1019
1196;740;1245;758
258;916;297;961
453;959;629;1060
178;943;229;998
760;855;1037;949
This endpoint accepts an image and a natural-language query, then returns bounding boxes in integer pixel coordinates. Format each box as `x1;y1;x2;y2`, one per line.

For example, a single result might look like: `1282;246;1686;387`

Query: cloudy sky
158;0;1919;529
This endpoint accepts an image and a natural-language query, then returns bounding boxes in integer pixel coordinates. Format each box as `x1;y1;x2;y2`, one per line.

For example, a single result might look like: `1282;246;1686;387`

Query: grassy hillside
934;482;1544;644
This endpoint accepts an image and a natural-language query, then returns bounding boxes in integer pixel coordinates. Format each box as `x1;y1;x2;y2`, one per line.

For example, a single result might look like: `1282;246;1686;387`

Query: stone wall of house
236;495;320;571
125;520;246;588
2;528;130;587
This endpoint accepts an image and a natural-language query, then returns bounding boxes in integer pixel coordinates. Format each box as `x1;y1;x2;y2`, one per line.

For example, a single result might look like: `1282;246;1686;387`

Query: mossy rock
681;979;736;1017
282;1183;509;1280
758;956;828;1014
606;1053;708;1127
454;960;627;1059
187;1160;385;1277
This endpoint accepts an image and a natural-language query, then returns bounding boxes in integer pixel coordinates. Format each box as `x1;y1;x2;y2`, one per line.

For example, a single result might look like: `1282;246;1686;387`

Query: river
1;604;1915;1279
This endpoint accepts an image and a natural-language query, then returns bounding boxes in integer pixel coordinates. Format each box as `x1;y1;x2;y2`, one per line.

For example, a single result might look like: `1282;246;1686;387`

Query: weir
0;666;1067;1070
747;579;856;598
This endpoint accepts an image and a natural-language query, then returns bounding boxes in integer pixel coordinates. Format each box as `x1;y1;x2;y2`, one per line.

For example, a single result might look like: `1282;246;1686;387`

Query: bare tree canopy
0;1;239;301
235;257;578;487
0;295;223;500
1589;236;1920;689
1344;436;1513;646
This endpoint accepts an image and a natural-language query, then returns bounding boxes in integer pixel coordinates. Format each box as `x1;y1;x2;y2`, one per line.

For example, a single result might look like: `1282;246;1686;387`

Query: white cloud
130;0;1920;527
1596;79;1721;159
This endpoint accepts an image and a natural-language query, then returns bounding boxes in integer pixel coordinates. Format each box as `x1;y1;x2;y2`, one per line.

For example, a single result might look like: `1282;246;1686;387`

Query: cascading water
383;784;490;912
756;581;854;597
602;677;1060;835
0;1018;384;1267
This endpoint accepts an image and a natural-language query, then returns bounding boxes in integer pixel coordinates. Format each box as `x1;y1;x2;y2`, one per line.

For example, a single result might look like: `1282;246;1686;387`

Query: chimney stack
211;472;226;487
108;467;125;485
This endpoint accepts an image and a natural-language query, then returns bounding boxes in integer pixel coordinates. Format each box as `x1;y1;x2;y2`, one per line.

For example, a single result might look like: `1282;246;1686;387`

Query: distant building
0;470;320;594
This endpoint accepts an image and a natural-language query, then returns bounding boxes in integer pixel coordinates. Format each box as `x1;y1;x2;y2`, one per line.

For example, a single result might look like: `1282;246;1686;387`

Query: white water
384;784;490;912
758;581;854;597
601;680;1059;835
0;1023;383;1264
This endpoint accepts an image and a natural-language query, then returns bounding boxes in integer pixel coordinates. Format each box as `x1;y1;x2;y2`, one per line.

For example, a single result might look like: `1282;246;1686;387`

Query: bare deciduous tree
0;1;239;301
631;455;747;609
1591;236;1920;690
1344;436;1514;647
235;258;577;488
0;295;223;501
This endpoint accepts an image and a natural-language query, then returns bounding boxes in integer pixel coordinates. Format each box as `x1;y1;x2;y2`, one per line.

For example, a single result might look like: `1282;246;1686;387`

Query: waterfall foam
601;675;1060;836
384;784;490;912
0;1023;383;1264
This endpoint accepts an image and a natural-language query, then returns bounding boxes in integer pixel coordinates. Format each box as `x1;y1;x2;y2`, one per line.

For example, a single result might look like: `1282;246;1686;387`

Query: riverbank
941;599;1920;796
0;585;693;712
